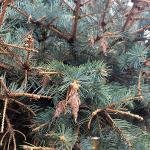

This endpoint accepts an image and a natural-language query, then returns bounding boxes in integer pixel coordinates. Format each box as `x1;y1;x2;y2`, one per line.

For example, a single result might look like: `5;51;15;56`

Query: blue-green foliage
0;0;150;150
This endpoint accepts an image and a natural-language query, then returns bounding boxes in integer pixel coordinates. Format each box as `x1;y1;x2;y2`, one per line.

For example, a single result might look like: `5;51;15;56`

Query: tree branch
0;0;12;27
10;5;71;41
71;0;81;41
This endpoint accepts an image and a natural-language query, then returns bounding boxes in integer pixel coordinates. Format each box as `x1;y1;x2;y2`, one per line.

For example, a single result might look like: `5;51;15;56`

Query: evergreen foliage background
0;0;150;150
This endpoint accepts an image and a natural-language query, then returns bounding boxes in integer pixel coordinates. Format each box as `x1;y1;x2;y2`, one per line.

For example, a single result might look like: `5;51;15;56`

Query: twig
99;0;111;32
80;13;98;19
0;62;10;70
0;0;11;27
106;108;143;121
62;0;74;11
38;71;62;76
9;92;52;100
5;115;17;150
71;0;81;41
1;98;8;133
0;77;10;93
9;98;36;116
32;122;49;132
21;145;55;150
88;109;102;129
137;71;142;97
133;17;150;21
81;0;92;6
104;112;132;147
4;43;38;52
107;96;143;108
121;3;136;32
10;4;71;41
130;25;150;35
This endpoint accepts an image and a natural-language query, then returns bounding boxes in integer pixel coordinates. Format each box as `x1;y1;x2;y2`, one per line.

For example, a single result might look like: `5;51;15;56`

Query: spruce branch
130;25;150;35
121;3;136;32
144;57;150;67
104;112;132;147
62;0;74;11
0;115;25;150
0;62;10;70
9;98;36;116
0;78;52;100
10;4;71;41
0;0;13;27
71;0;81;41
133;17;150;21
81;0;92;6
79;13;98;19
106;108;143;121
0;78;51;116
87;105;144;129
99;0;112;32
107;96;143;108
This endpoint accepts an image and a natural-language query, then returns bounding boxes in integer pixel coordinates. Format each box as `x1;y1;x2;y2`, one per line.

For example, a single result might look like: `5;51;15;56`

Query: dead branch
0;77;10;93
22;145;55;150
4;43;38;52
1;98;8;133
9;92;52;100
88;109;102;129
0;78;52;100
106;108;143;121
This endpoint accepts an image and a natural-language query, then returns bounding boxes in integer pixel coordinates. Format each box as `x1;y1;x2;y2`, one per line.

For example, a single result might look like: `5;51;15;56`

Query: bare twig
88;109;102;129
1;98;8;133
0;78;10;93
137;71;142;97
4;43;38;52
5;115;17;150
121;3;136;32
71;0;81;41
9;92;52;100
106;108;143;121
22;145;55;150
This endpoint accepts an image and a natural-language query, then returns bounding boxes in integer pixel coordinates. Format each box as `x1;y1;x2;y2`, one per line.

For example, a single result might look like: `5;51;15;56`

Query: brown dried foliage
54;80;81;122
